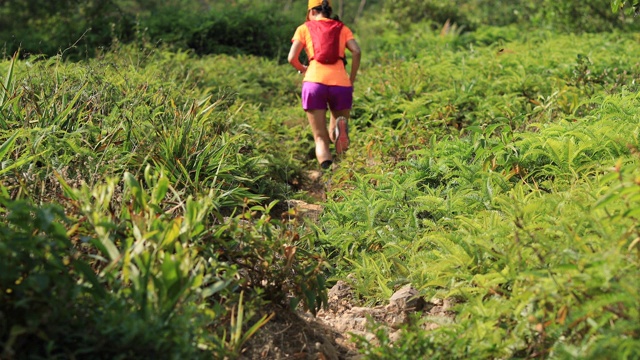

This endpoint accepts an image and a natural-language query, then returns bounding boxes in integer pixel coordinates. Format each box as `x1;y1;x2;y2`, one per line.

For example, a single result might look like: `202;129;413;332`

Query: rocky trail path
241;170;455;360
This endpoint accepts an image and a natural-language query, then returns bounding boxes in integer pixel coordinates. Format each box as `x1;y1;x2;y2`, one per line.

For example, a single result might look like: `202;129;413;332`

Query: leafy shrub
382;0;640;33
187;4;301;61
0;164;329;358
0;0;303;61
354;159;640;359
0;199;88;358
314;25;640;358
0;42;329;357
0;0;129;59
383;0;472;31
0;197;208;359
536;0;635;32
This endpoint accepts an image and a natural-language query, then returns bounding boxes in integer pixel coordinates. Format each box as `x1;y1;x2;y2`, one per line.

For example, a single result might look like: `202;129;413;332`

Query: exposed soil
239;170;456;360
240;279;457;360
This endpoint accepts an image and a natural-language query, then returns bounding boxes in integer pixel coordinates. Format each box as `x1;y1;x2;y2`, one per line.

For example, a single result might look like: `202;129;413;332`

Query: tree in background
0;0;635;60
0;0;128;58
0;0;380;60
384;0;639;32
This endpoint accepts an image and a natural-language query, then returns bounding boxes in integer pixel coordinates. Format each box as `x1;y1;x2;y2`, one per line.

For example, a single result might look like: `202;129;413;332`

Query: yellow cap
308;0;330;10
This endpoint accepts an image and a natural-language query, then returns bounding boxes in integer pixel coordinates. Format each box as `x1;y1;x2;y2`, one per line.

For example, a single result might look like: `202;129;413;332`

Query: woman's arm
288;40;307;73
346;39;361;86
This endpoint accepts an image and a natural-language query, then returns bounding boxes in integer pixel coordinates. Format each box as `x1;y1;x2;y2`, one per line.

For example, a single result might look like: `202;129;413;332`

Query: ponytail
320;0;332;18
312;1;340;21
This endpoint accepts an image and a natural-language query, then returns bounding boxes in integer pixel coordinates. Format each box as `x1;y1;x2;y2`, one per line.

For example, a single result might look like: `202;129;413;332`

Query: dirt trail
241;170;455;360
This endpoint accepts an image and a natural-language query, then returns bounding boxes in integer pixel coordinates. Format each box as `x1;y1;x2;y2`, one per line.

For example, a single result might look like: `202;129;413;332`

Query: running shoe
334;116;350;155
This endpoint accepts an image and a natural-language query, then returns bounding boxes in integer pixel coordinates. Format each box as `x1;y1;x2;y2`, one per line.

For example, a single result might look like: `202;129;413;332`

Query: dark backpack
306;20;344;65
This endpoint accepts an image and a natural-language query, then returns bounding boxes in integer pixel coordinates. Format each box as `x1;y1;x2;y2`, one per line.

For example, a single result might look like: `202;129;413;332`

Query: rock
315;340;339;360
285;200;323;222
328;280;352;301
388;284;426;312
325;280;355;314
385;313;408;329
346;356;365;360
303;280;456;358
389;330;403;343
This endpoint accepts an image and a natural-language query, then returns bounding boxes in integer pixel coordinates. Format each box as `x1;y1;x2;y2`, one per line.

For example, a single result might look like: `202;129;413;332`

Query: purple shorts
301;82;353;111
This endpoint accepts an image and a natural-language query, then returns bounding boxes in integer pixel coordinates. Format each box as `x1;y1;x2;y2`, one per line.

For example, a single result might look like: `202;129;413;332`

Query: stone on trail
388;284;426;312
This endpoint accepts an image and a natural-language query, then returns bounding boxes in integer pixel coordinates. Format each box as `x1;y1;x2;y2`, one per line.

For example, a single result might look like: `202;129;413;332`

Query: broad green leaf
152;175;170;204
91;235;120;263
160;219;181;249
0;132;18;160
124;172;148;210
0;153;37;177
201;280;231;299
161;253;179;286
73;260;107;298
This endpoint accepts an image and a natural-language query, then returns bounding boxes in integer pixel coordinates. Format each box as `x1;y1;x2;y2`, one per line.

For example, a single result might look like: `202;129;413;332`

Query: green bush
0;0;303;61
312;25;640;358
0;198;208;359
383;0;472;30
536;0;635;32
187;4;301;62
382;0;640;33
0;199;88;358
0;0;128;59
0;166;329;358
0;43;330;357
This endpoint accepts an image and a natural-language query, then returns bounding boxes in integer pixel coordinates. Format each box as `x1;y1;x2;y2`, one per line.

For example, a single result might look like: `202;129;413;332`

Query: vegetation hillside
1;0;638;359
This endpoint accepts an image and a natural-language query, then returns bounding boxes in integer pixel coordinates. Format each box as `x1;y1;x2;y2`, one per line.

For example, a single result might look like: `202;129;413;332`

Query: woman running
288;0;361;169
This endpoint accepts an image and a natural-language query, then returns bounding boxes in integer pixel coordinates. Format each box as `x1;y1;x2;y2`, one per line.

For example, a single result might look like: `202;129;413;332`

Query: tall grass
314;27;640;358
0;43;325;358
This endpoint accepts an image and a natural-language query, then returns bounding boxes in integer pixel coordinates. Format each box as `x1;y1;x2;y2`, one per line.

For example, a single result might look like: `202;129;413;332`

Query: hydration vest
305;19;344;65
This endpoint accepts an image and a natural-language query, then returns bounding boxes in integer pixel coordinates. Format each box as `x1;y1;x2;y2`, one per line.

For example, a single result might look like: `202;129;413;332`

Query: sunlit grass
1;23;639;359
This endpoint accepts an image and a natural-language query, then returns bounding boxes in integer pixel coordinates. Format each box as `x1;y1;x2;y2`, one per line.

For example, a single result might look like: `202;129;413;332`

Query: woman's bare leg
306;109;332;166
329;108;351;142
